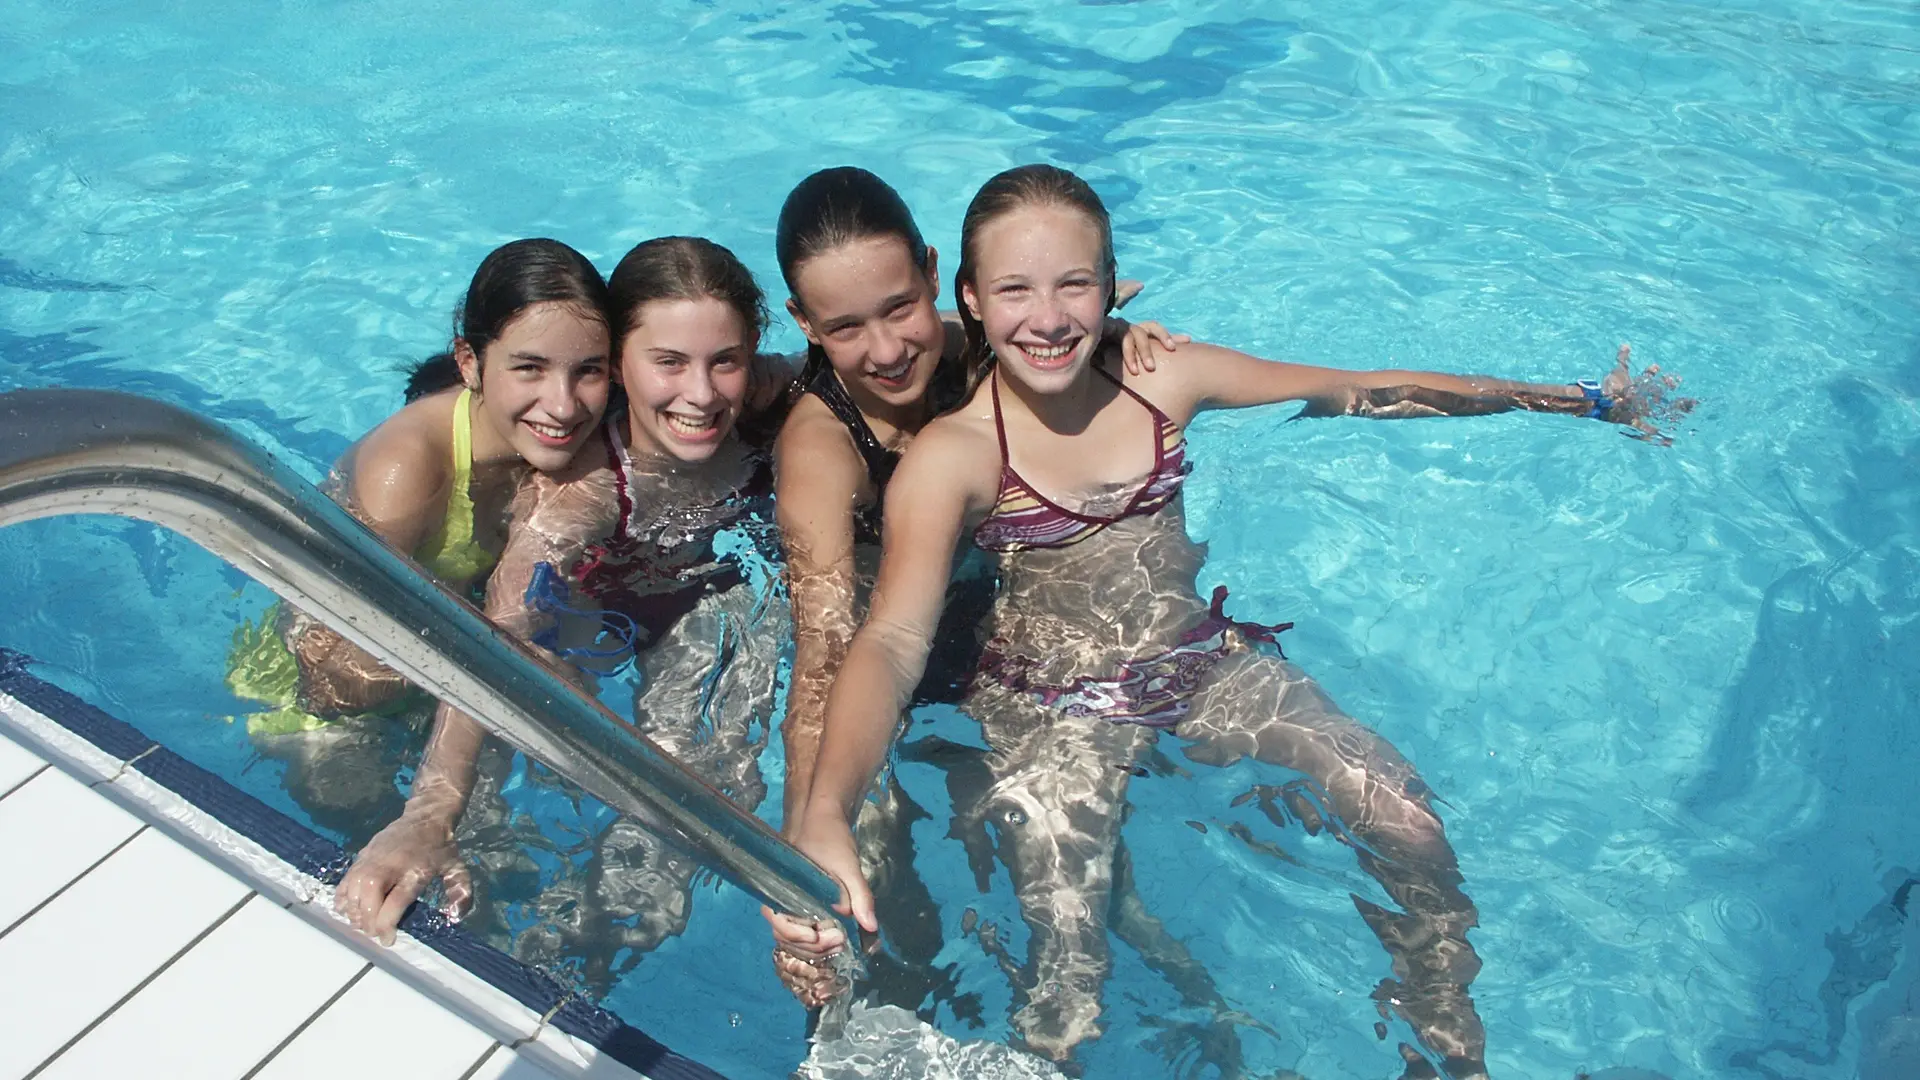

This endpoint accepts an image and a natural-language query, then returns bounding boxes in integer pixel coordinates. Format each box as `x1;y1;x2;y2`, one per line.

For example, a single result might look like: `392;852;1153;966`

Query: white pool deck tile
252;965;497;1080
0;728;43;794
0;700;658;1080
0;766;143;932
38;895;370;1080
469;1046;575;1079
0;826;252;1079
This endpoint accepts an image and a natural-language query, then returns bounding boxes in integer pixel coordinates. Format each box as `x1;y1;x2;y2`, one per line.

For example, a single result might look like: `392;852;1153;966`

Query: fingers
1145;322;1189;350
440;863;474;921
334;863;391;937
846;876;879;934
373;866;430;947
764;908;846;957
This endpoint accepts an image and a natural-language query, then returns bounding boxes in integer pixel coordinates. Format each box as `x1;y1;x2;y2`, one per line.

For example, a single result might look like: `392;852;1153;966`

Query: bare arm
773;408;869;826
334;463;615;943
1149;340;1657;430
788;422;992;930
293;421;456;716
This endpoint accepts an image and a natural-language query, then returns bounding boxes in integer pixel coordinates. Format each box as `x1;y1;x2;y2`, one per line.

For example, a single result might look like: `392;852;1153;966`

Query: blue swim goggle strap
523;561;639;677
1575;379;1615;421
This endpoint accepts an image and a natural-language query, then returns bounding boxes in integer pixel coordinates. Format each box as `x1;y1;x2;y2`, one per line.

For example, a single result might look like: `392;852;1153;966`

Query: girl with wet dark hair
334;235;797;993
780;164;1691;1077
227;237;614;842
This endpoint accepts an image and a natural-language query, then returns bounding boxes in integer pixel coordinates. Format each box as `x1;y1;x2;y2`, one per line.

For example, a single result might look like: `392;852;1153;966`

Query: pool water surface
2;1;1916;1078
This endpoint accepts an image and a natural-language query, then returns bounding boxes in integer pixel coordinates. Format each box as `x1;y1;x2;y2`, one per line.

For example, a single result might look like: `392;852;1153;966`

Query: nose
1030;294;1071;340
680;363;718;408
869;319;907;368
542;371;585;422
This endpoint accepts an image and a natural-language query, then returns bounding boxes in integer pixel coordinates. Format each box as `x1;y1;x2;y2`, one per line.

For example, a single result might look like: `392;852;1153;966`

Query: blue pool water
3;1;1917;1077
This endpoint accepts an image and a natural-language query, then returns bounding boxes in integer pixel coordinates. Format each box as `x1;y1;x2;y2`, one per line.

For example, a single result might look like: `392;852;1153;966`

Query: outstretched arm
1154;340;1688;437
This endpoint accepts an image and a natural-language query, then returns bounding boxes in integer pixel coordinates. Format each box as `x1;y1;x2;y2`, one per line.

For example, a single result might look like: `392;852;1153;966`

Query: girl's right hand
333;810;471;946
790;808;875;933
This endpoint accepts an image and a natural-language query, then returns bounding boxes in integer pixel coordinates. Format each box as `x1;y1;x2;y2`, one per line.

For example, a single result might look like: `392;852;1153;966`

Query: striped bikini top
972;365;1190;553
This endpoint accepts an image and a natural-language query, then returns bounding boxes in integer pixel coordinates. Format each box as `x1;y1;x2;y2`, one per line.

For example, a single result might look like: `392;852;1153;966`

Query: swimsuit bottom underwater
975;586;1292;730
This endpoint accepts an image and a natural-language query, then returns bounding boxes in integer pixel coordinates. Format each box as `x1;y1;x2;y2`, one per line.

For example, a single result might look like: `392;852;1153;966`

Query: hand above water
1597;343;1697;443
333;807;471;946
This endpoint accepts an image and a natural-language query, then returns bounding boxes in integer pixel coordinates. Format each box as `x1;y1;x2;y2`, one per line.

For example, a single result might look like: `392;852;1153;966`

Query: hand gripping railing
0;387;848;936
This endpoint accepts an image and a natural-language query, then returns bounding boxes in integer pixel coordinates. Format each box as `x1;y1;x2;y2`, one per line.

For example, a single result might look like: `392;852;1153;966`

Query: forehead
623;295;750;343
791;235;924;316
492;301;608;348
973;203;1103;272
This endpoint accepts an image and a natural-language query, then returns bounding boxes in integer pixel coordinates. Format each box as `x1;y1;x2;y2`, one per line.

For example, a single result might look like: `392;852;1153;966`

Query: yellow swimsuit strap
414;387;497;585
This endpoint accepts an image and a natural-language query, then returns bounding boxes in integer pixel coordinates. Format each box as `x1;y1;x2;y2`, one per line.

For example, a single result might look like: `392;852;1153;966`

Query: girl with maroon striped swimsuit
780;165;1676;1077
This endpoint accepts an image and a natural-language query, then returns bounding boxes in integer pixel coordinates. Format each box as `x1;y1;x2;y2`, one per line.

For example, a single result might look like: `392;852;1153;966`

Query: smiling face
618;296;754;464
788;236;946;414
456;300;612;472
959;203;1111;396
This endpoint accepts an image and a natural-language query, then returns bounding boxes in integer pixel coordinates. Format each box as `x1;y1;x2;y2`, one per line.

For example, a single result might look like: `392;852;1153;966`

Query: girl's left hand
1118;320;1191;375
1597;343;1697;442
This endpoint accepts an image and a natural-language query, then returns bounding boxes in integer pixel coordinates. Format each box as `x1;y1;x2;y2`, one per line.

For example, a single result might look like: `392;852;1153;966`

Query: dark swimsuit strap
987;363;1173;526
805;363;898;491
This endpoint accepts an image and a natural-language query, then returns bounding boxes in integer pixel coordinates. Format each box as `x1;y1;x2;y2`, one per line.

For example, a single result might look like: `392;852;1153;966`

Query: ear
785;297;821;345
453;339;481;390
924;245;941;302
959;277;982;323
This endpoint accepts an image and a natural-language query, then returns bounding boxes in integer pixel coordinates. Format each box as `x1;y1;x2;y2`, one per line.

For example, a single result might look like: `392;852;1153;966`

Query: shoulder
1101;340;1250;425
344;393;457;519
892;406;999;507
775;393;860;467
776;401;867;510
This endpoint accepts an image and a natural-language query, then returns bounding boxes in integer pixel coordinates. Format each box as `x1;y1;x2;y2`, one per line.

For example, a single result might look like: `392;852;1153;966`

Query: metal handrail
0;388;846;933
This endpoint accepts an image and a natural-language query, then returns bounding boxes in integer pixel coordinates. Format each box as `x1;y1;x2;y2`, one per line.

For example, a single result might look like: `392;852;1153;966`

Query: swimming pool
2;0;1916;1077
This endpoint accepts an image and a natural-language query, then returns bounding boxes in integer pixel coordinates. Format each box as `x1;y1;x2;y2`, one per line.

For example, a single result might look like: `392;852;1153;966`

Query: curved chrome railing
0;387;848;935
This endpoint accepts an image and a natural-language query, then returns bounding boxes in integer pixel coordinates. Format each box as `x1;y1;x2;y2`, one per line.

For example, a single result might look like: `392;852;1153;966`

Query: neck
996;354;1104;436
462;390;517;469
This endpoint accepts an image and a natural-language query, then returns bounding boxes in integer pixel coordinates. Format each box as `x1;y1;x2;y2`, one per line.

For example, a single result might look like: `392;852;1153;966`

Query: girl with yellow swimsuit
226;238;616;844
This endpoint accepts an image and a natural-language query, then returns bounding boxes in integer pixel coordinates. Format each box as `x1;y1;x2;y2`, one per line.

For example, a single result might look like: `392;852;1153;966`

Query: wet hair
953;164;1117;388
774;167;930;386
404;238;611;403
607;235;769;349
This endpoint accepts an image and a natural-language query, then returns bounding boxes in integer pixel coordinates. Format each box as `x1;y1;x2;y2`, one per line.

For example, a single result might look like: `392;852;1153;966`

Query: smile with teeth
870;357;914;382
1019;340;1078;360
664;411;721;438
524;419;579;444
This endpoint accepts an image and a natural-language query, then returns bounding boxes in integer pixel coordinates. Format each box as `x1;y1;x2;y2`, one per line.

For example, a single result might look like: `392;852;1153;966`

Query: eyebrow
822;290;917;328
508;351;608;364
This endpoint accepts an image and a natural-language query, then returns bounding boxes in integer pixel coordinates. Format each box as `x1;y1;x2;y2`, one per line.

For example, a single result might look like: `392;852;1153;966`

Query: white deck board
469;1046;573;1079
0;825;251;1079
0;767;143;931
0;728;42;794
250;964;497;1080
0;691;657;1080
36;896;368;1080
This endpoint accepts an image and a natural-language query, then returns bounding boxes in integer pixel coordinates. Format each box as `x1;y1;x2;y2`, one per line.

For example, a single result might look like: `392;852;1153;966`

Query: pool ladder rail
0;388;853;954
